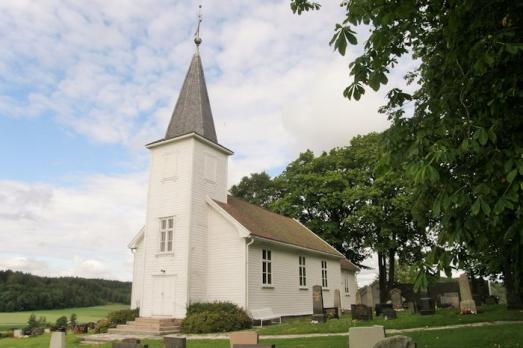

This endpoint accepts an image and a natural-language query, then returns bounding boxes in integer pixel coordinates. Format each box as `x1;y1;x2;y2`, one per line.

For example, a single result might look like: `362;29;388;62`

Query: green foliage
291;0;523;307
23;314;47;336
106;308;138;327
55;316;68;330
181;302;251;333
0;270;131;312
230;172;278;209
69;313;77;328
94;319;110;334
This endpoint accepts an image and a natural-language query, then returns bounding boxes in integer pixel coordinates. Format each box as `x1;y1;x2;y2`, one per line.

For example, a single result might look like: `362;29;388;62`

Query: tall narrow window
160;217;174;252
321;260;328;288
262;249;272;285
299;256;307;286
344;274;350;294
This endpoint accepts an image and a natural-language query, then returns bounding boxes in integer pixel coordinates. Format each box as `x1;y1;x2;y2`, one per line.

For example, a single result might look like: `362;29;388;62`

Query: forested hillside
0;270;131;312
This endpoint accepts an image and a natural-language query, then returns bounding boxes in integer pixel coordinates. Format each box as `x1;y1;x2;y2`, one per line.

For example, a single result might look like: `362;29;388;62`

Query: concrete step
115;324;180;331
121;321;178;329
107;327;180;336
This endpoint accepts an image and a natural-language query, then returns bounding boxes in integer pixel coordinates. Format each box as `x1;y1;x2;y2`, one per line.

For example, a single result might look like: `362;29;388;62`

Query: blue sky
0;0;405;284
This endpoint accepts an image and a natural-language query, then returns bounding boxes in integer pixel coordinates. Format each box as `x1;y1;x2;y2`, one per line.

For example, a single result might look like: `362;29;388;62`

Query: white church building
127;36;359;323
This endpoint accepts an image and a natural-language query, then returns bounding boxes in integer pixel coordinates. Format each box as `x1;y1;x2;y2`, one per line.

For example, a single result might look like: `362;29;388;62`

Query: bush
55;316;68;331
181;302;252;333
94;319;110;334
106;308;139;327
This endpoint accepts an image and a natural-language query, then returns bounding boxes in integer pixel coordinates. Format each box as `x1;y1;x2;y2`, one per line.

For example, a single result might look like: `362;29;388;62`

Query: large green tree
232;133;429;301
291;0;523;307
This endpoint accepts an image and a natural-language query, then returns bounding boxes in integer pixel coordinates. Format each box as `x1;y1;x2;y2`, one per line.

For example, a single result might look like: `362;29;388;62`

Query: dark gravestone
485;295;499;305
351;304;373;321
382;308;397;320
164;336;186;348
375;303;393;316
312;285;326;323
418;297;435;315
112;338;148;348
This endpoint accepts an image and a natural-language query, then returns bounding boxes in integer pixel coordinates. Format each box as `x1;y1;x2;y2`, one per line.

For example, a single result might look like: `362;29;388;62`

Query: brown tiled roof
340;258;360;272
215;195;342;257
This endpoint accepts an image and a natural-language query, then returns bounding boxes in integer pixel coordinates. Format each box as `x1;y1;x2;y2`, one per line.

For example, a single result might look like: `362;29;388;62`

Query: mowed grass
0;304;129;331
257;305;523;335
1;324;523;348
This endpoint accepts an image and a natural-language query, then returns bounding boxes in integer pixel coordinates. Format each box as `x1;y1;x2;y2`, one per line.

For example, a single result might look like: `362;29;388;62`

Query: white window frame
321;260;328;288
262;249;272;285
159;217;174;253
299;256;307;287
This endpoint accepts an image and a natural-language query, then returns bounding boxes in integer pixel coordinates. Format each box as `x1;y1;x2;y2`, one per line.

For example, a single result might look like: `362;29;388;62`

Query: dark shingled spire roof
165;52;217;142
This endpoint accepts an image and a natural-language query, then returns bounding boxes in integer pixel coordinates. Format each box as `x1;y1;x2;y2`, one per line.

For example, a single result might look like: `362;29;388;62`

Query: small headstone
232;345;275;348
49;331;65;348
348;325;385;348
390;288;403;310
351;304;373;321
440;292;460;309
382;308;397;320
44;328;51;334
312;285;326;323
375;303;393;316
418;297;435;315
459;273;477;314
229;331;258;348
407;302;417;314
112;338;148;348
334;289;342;318
165;336;186;348
373;335;416;348
13;329;23;338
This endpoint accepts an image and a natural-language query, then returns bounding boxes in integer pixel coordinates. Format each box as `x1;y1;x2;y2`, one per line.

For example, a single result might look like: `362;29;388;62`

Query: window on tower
160;217;174;253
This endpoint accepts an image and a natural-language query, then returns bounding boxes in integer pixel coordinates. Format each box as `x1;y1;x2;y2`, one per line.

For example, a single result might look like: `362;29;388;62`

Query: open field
0;304;129;331
257;304;523;335
1;323;523;348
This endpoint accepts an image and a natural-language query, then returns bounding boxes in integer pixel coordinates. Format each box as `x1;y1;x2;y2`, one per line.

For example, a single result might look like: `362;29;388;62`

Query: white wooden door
152;275;175;316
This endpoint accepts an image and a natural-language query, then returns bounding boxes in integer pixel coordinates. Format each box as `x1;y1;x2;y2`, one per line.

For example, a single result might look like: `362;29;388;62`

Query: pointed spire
164;5;217;143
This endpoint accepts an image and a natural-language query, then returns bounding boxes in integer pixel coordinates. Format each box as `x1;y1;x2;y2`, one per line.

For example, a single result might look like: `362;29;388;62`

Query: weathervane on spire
194;4;203;47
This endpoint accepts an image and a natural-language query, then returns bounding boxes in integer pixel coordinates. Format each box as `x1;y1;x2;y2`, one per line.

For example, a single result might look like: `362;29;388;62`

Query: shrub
106;308;139;327
181;302;251;333
94;319;110;334
55;316;68;331
69;313;77;328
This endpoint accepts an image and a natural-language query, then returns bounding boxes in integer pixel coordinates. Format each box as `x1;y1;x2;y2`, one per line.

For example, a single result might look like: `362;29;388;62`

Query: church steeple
165;7;217;143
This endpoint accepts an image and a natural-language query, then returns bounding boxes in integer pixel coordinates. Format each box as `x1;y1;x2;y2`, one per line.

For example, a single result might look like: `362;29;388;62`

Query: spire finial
194;5;203;47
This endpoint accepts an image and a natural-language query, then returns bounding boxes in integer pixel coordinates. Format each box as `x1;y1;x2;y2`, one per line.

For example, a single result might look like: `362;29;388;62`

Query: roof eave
146;132;234;155
251;235;342;259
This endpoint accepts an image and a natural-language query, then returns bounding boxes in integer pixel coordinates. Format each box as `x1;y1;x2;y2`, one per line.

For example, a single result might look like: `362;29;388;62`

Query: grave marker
312;285;326;322
459;273;477;314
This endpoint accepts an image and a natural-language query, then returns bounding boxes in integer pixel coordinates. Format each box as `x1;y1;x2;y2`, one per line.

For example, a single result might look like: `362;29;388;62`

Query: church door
152;275;176;316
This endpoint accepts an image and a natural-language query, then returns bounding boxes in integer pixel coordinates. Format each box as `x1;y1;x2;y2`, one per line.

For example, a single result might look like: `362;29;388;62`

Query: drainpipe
245;237;254;310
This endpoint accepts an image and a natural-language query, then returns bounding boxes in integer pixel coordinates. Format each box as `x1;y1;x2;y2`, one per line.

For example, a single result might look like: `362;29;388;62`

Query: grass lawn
0;324;523;347
0;304;129;331
257;304;523;335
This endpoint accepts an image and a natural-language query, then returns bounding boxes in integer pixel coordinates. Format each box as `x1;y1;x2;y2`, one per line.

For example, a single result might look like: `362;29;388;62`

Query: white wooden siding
206;207;246;306
130;240;145;310
247;241;342;317
340;269;358;309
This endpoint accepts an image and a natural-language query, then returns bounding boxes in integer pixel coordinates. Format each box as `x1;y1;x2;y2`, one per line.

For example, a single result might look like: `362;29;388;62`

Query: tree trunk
378;251;388;303
388;248;396;290
504;251;523;310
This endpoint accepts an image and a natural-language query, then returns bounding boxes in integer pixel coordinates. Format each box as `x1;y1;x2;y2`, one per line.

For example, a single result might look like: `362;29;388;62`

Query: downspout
245;237;254;310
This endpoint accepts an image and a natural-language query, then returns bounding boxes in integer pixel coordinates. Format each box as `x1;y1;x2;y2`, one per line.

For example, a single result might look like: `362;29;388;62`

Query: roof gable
214;195;342;257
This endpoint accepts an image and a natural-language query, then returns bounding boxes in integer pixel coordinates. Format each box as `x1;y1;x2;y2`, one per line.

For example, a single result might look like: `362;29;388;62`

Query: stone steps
107;317;181;336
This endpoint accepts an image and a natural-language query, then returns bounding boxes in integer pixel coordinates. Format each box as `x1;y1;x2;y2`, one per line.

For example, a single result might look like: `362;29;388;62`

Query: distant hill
0;270;131;312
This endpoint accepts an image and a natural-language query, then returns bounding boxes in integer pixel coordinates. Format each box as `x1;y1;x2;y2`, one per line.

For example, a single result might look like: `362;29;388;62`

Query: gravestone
382;308;397;320
49;331;65;348
13;329;23;338
229;331;258;348
334;289;342;318
375;303;393;316
165;336;186;348
312;285;326;322
459;273;477;314
232;345;275;348
390;288;403;310
418;297;435;315
485;295;498;305
440;292;460;309
373;335;416;348
112;338;148;348
407;302;417;314
351;304;373;321
348;325;385;348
